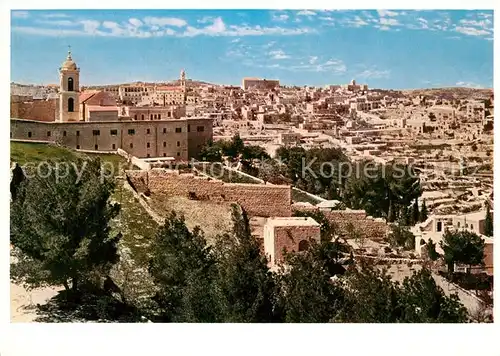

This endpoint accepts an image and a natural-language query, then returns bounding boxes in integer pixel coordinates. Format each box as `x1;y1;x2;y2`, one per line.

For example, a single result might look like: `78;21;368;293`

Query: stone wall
11;98;58;122
126;169;292;218
268;225;321;266
293;206;389;241
117;148;151;171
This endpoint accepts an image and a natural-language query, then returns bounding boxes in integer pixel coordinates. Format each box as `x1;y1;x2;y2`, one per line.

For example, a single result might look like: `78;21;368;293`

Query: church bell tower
58;46;80;122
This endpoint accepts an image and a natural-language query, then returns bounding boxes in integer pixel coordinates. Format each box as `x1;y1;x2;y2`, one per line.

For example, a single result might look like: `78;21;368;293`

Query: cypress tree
419;199;429;222
484;205;493;237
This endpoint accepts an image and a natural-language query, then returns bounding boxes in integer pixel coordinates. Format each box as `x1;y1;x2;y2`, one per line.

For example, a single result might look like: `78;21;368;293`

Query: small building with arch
263;217;321;267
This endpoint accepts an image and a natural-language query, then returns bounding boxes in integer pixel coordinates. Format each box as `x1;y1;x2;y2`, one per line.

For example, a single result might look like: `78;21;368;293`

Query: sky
10;9;494;89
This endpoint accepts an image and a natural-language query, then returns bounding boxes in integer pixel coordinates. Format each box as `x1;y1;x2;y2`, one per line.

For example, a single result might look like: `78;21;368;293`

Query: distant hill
402;87;493;100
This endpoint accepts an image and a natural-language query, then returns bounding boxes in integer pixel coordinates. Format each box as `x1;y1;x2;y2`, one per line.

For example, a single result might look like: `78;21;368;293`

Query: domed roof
61;50;78;71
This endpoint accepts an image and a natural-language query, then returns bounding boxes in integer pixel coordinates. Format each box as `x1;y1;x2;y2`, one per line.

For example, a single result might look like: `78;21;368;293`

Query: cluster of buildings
10;49;494;280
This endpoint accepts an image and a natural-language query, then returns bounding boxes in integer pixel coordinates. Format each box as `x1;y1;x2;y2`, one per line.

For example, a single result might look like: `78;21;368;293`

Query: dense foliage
10;158;121;294
440;230;485;273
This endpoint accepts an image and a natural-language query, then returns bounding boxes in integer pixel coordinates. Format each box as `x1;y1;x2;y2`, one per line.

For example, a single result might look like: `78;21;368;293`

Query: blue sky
10;9;493;89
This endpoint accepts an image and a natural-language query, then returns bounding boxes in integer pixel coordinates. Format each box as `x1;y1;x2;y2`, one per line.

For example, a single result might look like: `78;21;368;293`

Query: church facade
10;50;213;160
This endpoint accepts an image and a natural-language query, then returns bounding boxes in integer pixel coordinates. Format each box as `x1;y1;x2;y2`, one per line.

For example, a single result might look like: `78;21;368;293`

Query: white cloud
198;16;215;24
357;68;390;79
379;18;400;26
182;17;226;37
271;11;289;22
343;16;369;28
12;26;93;37
297;10;317;16
37;20;76;26
40;13;70;18
12;11;29;19
81;20;101;34
231;38;241;43
143;16;187;28
377;10;399;17
129;18;143;28
269;49;290;60
376;26;391;31
13;14;317;39
455;26;490;36
309;56;318;64
289;58;346;73
456;81;484;88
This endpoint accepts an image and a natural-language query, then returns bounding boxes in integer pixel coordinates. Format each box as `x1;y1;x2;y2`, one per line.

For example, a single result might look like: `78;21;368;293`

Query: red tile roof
79;91;98;103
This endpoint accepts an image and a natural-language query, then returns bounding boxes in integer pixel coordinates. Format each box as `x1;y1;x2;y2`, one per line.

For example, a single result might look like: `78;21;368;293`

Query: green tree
199;140;223;162
411;199;420;225
419;199;429;222
426;239;440;261
387;225;415;250
10;158;121;294
213;206;277;322
241;145;270;161
484;205;493;237
335;263;402;322
440;230;485;274
399;269;468;322
227;134;245;158
275;243;345;323
293;210;337;243
148;212;219;322
10;163;25;201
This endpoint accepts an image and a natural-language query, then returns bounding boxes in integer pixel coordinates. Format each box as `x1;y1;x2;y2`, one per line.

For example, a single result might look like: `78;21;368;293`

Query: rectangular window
93;130;100;136
163;153;166;157
76;131;80;136
110;129;118;136
28;132;32;138
130;143;133;148
76;145;80;149
112;144;116;150
177;141;180;147
128;129;135;135
95;145;99;150
175;127;182;133
177;152;180;157
63;131;67;137
147;142;150;148
147;154;150;158
163;128;167;134
158;114;161;119
197;126;205;132
47;131;51;137
146;129;151;134
163;142;166;147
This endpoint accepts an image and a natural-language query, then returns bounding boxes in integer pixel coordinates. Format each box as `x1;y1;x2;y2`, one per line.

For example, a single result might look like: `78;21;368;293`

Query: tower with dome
58;47;80;122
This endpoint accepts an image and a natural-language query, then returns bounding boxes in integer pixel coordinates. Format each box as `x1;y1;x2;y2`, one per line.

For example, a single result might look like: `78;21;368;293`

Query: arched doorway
298;240;310;252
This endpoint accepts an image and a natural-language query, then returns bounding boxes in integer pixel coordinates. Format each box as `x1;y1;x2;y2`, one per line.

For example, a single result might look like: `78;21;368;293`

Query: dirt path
10;282;62;322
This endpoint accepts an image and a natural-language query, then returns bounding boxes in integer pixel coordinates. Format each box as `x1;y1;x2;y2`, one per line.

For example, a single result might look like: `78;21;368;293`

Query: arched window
68;77;74;91
298;240;310;252
68;98;74;112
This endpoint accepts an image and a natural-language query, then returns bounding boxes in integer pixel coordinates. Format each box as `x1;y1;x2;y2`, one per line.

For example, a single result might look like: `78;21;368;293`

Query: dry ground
148;193;235;243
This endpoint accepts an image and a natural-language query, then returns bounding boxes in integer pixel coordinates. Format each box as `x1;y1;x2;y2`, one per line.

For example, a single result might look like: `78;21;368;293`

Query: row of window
29;125;205;139
133;113;171;120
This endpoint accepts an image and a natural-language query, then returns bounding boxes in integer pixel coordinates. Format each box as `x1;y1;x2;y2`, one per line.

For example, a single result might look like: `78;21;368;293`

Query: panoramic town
9;9;494;324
